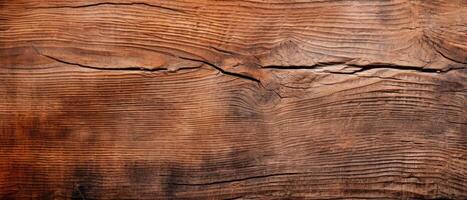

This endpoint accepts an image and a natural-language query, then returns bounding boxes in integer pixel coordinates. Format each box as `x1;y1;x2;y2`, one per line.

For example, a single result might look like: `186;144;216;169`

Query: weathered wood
0;0;466;199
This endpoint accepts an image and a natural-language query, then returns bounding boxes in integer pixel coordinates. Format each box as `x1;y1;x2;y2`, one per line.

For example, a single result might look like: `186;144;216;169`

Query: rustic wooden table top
0;0;466;199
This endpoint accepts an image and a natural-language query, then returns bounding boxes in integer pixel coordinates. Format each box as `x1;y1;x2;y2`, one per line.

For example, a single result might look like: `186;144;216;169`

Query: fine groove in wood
33;2;187;14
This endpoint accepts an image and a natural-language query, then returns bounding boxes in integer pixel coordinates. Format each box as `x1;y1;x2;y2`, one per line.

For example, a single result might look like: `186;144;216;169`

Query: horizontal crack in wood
263;62;463;74
31;45;201;72
170;172;304;186
31;45;464;94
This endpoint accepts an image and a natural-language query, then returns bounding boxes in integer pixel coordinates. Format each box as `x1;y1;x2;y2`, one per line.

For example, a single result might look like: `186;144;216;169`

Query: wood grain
0;0;466;199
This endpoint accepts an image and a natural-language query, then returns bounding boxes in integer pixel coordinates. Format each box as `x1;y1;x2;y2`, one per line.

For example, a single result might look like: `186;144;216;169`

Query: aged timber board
0;0;466;199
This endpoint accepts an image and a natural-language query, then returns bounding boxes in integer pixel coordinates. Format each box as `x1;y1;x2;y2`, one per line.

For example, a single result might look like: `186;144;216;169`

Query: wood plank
0;0;466;199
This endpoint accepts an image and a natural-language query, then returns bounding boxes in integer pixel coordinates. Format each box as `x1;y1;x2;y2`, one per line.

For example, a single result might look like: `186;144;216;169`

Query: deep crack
263;62;462;74
31;45;200;72
177;56;262;83
31;45;464;93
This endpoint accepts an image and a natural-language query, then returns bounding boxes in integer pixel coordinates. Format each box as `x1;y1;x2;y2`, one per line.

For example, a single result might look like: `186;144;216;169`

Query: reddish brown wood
0;0;466;199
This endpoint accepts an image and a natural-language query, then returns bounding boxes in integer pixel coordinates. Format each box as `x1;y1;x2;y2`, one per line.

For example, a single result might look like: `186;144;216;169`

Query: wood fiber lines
0;0;466;199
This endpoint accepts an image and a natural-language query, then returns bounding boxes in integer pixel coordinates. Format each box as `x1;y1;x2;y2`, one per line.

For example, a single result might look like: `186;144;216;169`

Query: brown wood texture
1;0;466;199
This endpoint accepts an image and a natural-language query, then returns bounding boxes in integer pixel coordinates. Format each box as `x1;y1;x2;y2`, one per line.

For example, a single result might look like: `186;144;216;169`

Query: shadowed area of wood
0;0;466;199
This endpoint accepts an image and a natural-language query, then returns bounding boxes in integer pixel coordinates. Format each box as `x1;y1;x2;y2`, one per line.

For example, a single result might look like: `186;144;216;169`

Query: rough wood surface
0;0;466;199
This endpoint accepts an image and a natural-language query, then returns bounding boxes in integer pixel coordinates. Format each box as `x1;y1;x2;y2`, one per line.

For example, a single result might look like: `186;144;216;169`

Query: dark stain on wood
164;165;184;198
71;166;103;200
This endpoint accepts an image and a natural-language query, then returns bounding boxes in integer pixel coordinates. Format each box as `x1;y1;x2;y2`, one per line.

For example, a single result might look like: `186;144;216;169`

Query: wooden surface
0;0;466;199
